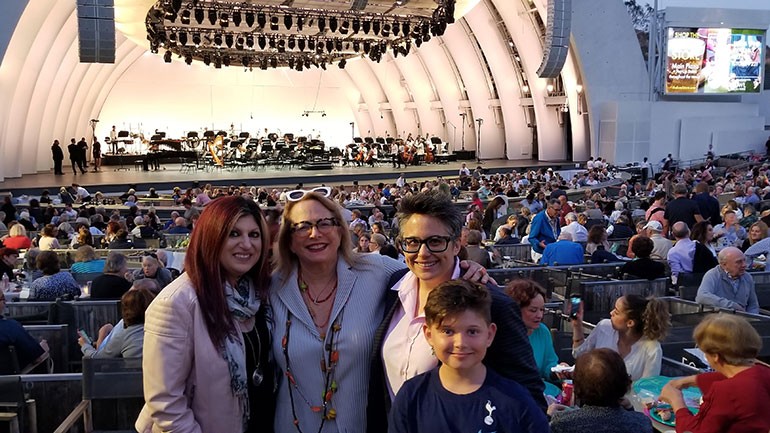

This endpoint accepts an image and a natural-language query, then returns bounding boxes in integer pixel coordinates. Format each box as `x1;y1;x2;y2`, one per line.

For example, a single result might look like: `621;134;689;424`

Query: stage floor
0;158;576;195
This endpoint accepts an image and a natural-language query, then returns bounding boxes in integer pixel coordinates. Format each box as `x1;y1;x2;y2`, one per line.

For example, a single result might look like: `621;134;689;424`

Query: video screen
665;27;764;94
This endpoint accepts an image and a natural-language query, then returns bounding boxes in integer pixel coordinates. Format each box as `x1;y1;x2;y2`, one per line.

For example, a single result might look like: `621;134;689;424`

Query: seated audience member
131;215;160;240
38;224;61;250
162;211;180;230
165;217;191;234
3;223;32;250
561;212;588;243
585;225;610;255
28;251;81;300
572;294;670;381
22;248;43;281
505;279;558;381
355;232;372;253
108;229;135;249
70;225;94;249
494;225;519;245
130;252;172;291
660;314;770;433
70;245;106;273
609;215;635;239
740;221;768;252
0;247;19;281
667;222;695;284
541;232;584;266
620;236;666;280
90;252;132;299
464;229;492;268
713;210;746;250
643;220;671;260
370;233;388;254
0;291;50;374
550;348;652;433
388;280;549;433
691;221;719;272
695;247;759;313
78;284;156;358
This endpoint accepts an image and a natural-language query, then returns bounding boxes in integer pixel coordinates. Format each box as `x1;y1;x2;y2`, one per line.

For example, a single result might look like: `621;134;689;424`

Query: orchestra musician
109;126;118;154
391;140;402;168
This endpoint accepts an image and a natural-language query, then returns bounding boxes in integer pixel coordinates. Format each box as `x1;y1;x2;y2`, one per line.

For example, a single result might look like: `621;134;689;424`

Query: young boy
388;279;549;433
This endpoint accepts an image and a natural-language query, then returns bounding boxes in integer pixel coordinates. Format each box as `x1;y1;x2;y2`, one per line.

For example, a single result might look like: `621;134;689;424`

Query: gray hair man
695;247;759;313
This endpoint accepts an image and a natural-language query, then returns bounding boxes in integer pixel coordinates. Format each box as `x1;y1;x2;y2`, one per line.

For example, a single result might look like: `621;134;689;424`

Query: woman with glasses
270;187;488;433
137;196;273;433
129;252;173;291
367;190;546;433
571;294;669;381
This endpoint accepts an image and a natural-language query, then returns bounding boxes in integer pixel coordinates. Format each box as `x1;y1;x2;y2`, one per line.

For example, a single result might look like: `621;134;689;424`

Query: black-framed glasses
399;236;453;253
286;187;332;202
290;217;340;236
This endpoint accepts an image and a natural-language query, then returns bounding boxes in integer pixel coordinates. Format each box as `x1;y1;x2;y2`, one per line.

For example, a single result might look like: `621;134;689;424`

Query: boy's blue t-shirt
388;367;548;433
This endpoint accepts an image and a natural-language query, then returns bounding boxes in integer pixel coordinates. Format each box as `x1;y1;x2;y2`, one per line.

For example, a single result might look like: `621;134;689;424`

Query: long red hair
185;196;270;348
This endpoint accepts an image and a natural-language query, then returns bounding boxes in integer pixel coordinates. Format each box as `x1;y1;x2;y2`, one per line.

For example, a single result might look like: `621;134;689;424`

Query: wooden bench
54;358;143;433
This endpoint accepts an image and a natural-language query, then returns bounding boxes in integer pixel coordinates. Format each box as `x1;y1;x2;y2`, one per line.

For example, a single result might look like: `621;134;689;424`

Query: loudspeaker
77;0;115;63
536;0;571;78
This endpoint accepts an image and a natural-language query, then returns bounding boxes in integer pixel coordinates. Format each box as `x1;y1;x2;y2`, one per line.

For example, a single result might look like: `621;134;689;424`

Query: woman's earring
430;346;435;356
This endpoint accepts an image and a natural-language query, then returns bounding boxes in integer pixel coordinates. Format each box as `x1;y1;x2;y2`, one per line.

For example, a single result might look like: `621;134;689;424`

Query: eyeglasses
399;236;453;254
286;187;332;202
290;217;340;236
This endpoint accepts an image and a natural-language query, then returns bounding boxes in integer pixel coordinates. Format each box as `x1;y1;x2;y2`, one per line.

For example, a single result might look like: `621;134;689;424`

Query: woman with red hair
136;196;273;433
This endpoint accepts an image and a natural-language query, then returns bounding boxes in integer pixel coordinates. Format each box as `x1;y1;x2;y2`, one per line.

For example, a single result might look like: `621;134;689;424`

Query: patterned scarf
223;277;261;431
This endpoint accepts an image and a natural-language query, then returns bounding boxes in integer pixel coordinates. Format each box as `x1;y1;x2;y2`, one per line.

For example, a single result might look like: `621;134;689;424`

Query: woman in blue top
505;279;558;381
70;245;106;274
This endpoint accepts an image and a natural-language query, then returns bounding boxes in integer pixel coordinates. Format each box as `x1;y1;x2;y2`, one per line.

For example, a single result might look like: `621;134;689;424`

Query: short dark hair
630;235;654;258
425;279;492;327
36;251;61;275
397;190;463;239
574;348;631;407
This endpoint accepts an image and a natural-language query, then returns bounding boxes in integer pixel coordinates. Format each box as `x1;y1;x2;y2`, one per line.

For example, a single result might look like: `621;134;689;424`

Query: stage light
163;50;172;62
203;54;211;65
278;39;286;53
215;57;222;68
352;40;360;52
446;1;455;23
352;19;360;34
268;36;276;49
381;23;390;37
208;9;217;25
338;58;346;68
546;83;554;93
225;34;234;48
288;58;295;69
257;12;266;28
245;35;254;48
223;55;230;67
318;17;326;32
402;22;410;36
270;16;279;31
340;20;349;34
335;40;342;51
325;40;334;53
260;58;268;70
270;57;278;68
213;34;222;46
235;36;244;50
165;10;178;22
233;10;242;26
220;12;229;27
185;54;192;65
329;17;338;33
171;0;182;13
392;21;400;36
362;20;371;34
180;9;191;25
308;39;315;51
287;37;296;50
296;15;304;31
284;14;293;30
258;35;266;49
298;38;306;51
178;31;188;45
168;31;177;43
372;20;381;36
242;56;249;67
363;40;371;54
192;33;201;46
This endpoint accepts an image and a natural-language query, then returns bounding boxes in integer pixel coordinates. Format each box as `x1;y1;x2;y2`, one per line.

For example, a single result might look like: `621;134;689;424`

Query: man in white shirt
459;163;470;177
396;173;406;188
560;212;588;242
644;220;672;260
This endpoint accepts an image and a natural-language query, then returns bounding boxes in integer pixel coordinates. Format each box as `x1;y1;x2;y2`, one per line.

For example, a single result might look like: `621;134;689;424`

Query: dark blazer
366;269;546;433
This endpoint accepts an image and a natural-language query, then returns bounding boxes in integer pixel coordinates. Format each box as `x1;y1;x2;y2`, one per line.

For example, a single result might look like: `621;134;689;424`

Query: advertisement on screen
665;27;764;94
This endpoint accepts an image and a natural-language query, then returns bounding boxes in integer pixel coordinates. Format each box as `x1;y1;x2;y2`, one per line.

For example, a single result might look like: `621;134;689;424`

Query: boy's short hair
424;279;492;327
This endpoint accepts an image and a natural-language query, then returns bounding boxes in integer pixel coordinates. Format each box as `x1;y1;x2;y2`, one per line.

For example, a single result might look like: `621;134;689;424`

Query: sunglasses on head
286;187;332;202
143;252;158;260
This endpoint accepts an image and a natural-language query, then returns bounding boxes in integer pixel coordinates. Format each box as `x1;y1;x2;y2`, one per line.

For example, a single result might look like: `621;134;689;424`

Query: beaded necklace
282;309;344;433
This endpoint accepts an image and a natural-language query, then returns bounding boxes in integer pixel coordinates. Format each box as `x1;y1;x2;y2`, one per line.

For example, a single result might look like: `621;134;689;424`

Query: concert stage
0;158;578;197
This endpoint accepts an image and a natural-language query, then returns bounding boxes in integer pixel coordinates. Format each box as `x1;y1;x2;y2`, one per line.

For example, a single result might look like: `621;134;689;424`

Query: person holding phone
571;294;670;381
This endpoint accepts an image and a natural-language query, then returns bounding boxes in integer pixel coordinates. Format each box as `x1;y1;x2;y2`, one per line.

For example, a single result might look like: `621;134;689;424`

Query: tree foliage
624;0;655;33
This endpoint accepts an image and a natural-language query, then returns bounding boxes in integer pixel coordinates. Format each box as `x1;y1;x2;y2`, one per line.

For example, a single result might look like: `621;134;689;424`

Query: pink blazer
135;273;254;433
